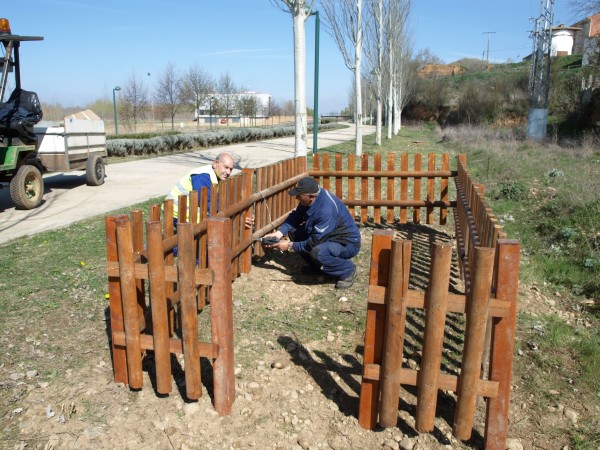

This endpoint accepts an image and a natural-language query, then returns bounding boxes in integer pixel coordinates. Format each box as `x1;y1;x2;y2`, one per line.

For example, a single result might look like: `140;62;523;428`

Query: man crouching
263;177;361;289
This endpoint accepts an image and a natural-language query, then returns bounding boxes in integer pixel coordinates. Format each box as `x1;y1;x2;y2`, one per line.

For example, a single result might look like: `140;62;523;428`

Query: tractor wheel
10;165;44;210
86;155;105;186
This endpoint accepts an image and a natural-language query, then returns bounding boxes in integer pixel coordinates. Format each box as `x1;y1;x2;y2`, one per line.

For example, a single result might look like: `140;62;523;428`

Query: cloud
199;48;276;57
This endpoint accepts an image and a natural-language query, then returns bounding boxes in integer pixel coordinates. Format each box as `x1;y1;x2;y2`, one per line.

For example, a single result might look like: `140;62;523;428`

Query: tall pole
210;97;214;131
527;0;554;141
483;31;495;65
112;86;121;135
311;10;320;154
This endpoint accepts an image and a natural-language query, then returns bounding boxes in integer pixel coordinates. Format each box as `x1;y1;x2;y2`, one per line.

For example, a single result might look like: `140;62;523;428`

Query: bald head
212;152;234;181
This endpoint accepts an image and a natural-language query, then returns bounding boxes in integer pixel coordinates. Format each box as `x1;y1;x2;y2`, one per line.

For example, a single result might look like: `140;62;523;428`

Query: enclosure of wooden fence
106;152;519;443
105;157;306;415
357;156;519;450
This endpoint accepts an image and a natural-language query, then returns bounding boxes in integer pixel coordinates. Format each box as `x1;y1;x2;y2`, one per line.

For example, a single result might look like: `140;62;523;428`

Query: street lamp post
112;86;121;135
209;96;215;131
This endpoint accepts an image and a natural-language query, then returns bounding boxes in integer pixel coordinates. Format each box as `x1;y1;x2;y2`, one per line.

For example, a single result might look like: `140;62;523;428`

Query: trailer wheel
10;165;44;210
86;155;105;186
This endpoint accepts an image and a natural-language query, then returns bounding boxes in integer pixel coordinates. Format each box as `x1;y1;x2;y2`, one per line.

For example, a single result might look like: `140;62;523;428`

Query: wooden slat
415;242;453;432
359;229;394;430
374;153;382;224
453;246;496;440
178;223;202;400
112;332;218;359
106;261;213;285
209;217;236;415
379;239;412;427
362;364;499;398
484;240;520;450
367;287;510;318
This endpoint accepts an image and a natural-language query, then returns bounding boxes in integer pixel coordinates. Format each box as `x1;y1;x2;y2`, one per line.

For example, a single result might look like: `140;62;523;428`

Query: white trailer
34;109;107;186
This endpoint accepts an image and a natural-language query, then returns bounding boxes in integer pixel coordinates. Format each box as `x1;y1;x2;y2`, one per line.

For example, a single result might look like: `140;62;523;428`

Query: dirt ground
1;224;597;450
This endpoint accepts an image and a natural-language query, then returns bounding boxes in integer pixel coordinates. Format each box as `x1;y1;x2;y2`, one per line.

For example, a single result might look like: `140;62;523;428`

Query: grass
1;123;598;448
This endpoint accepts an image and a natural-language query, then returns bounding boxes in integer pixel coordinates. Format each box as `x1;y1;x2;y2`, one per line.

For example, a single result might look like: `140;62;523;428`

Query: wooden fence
357;155;520;450
105;157;306;415
310;152;454;225
106;152;519;444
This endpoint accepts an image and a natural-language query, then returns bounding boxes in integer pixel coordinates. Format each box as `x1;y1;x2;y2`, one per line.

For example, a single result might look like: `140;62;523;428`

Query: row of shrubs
106;123;338;157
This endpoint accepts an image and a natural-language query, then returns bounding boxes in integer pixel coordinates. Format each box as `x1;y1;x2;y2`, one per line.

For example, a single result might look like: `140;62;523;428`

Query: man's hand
244;215;255;229
267;238;291;252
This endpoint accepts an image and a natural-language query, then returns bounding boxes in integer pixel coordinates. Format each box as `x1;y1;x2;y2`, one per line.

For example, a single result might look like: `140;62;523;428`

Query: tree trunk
293;10;308;157
354;0;363;157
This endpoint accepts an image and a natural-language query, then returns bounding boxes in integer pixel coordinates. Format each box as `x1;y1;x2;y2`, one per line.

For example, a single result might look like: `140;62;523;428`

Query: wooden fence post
484;240;520;449
415;242;453;432
147;221;172;395
453;246;495;440
209;217;235;415
379;239;412;427
105;215;128;384
359;229;394;429
178;222;201;400
115;216;144;389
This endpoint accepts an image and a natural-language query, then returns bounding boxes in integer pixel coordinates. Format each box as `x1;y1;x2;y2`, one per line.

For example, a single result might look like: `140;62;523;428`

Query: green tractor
0;18;44;209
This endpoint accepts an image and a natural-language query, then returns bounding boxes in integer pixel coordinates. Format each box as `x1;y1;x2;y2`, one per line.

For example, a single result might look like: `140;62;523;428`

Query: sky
2;0;578;115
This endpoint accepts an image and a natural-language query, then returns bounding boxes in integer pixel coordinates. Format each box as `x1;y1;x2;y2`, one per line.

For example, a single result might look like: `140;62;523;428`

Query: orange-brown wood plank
105;215;129;384
378;239;412;427
415;242;453;432
453;246;496;441
400;153;408;223
426;153;436;224
358;229;394;429
484;240;520;450
115;217;144;389
361;155;369;223
146;221;172;394
178;223;201;400
209;218;236;415
386;153;395;223
374;153;382;224
413;153;422;224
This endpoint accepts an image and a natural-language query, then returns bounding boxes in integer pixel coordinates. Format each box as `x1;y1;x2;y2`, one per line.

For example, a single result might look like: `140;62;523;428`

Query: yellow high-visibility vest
165;165;218;219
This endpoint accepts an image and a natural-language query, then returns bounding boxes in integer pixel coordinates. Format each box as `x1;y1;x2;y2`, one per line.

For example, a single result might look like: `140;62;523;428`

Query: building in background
195;91;272;126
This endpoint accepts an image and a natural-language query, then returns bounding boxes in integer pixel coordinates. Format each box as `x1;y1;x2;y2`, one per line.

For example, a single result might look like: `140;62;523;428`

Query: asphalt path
0;124;374;245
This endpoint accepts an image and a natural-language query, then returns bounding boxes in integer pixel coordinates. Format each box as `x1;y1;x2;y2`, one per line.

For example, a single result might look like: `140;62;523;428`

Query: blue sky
3;0;576;115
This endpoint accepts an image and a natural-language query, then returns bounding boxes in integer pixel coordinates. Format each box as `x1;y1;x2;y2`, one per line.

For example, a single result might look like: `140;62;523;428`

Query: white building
195;91;272;125
551;24;581;56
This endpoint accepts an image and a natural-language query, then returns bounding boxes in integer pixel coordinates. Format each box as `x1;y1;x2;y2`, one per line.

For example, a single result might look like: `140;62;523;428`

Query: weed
494;180;527;201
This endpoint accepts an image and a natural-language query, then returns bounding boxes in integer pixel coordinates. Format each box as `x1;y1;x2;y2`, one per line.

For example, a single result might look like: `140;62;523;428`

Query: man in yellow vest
166;152;235;224
166;151;253;227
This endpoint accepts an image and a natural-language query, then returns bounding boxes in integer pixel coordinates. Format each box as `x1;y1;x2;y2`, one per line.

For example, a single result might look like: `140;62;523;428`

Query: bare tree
271;0;315;156
364;0;384;145
154;63;187;131
181;64;214;130
569;0;600;18
216;72;238;126
120;72;149;133
383;0;411;138
321;0;364;156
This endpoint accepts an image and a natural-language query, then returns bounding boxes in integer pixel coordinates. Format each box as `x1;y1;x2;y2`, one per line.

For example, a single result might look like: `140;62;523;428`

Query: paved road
0;125;374;245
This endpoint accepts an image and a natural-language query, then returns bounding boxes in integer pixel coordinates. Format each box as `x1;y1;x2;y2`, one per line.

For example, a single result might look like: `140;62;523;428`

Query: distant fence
310;152;454;225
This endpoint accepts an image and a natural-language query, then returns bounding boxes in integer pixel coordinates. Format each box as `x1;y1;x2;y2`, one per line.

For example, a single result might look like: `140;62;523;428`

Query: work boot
301;265;322;275
335;267;356;289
